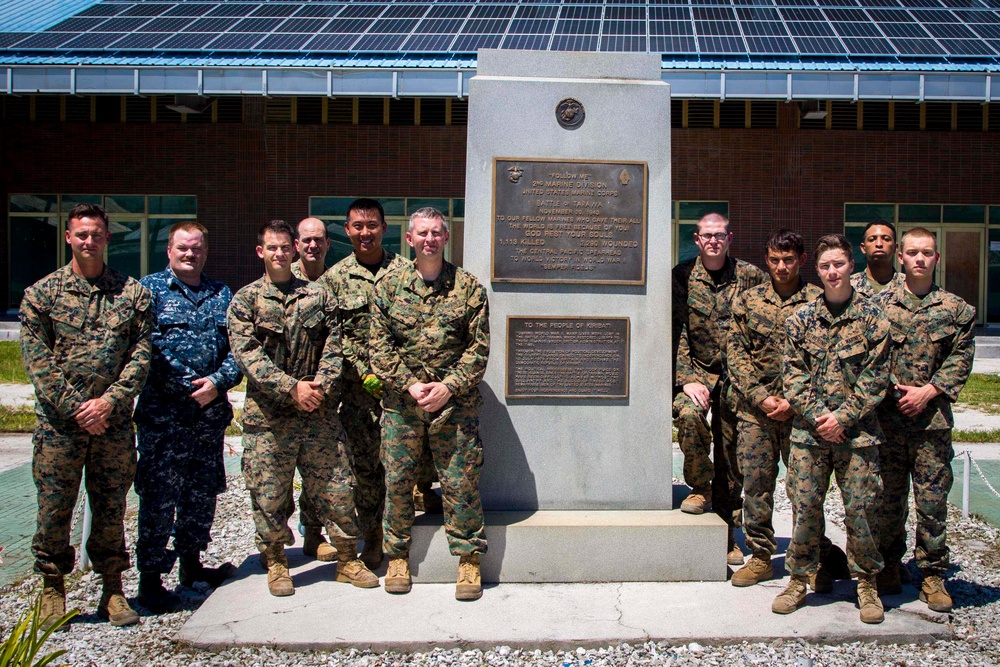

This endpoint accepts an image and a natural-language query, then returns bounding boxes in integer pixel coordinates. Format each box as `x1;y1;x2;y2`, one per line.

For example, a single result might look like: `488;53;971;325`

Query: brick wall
3;102;999;310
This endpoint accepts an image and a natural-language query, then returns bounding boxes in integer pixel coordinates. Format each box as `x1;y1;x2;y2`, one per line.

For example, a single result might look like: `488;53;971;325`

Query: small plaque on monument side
506;316;630;399
492;159;647;285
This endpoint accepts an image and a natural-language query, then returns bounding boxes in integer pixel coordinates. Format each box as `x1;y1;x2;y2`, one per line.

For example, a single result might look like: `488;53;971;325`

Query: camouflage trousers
242;410;360;550
877;429;954;575
381;403;486;557
340;385;385;537
31;417;136;576
785;443;883;577
135;422;227;574
738;415;835;558
673;380;742;526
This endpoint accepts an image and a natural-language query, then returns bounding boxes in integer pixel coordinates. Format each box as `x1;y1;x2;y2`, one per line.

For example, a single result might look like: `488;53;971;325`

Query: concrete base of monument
406;510;727;583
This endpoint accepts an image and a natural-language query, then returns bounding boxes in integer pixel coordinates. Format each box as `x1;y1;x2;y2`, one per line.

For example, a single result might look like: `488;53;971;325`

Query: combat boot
876;560;903;596
456;553;482;601
731;553;774;587
856;575;884;624
264;545;294;597
302;527;337;562
137;572;183;614
97;574;139;627
40;574;68;632
178;554;236;588
771;574;808;614
919;574;953;613
414;483;443;514
360;525;383;570
385;556;412;594
727;529;744;566
680;488;712;515
334;540;379;588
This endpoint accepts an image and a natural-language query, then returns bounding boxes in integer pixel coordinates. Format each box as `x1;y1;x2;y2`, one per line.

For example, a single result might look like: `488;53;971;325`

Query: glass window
898;204;940;224
845;203;894;223
453;199;465;218
310;197;355;218
679;201;729;221
60;194;102;212
107;220;143;280
989;228;1000;322
845;225;867;271
990;206;1000;227
148;196;197;215
406;199;450;216
147;218;176;275
677;223;699;264
8;216;58;309
10;194;57;213
943;205;986;224
105;195;147;214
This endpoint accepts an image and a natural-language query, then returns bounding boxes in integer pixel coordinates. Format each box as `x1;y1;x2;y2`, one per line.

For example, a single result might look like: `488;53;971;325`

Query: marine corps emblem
556;98;585;129
507;165;524;183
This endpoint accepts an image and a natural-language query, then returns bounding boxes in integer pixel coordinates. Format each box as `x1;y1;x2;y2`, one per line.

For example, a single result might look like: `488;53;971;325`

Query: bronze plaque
506;316;630;399
492;158;647;285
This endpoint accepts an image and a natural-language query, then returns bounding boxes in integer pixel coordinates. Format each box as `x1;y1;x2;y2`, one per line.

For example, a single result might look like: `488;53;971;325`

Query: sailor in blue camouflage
876;228;975;581
782;235;889;581
134;222;242;582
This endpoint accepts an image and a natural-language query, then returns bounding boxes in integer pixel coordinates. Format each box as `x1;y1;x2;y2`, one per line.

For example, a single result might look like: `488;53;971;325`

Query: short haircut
67;203;109;231
814;234;853;264
900;226;937;251
168;221;209;248
862;219;896;239
408;206;448;233
346;198;386;226
258;219;295;246
296;217;328;240
696;212;730;234
765;228;805;256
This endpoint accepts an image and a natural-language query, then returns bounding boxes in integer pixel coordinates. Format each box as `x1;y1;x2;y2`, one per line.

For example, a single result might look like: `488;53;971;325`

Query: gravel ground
2;476;999;667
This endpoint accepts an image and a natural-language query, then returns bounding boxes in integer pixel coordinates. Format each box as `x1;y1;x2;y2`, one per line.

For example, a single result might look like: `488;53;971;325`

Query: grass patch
0;406;34;432
956;374;1000;415
0;341;28;384
953;429;1000;443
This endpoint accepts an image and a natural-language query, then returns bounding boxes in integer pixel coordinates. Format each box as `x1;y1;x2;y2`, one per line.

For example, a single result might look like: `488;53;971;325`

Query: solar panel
461;19;510;34
119;4;175;18
741;21;791;36
650;6;691;20
232;18;285;33
515;5;559;19
275;18;329;34
835;21;883;36
158;32;218;49
400;33;455;50
354;33;407;51
509;19;555;33
137;18;195;33
824;8;871;21
111;32;171;49
383;4;428;19
324;19;374;34
696;20;741;35
206;32;267;50
889;36;946;52
76;4;133;18
249;4;301;19
470;5;516;20
96;17;153;32
183;17;239;32
604;20;647;35
650;20;694;35
550;34;598;51
560;6;602;21
256;33;313;51
746;35;797;52
925;21;979;36
415;18;464;34
605;7;646;20
427;5;473;20
793;36;848;53
601;35;648;51
163;5;217;19
292;5;344;19
62;32;129;49
940;36;997;52
556;20;602;34
841;36;896;53
8;32;76;49
48;17;106;32
0;33;30;48
649;35;697;52
451;33;503;50
206;4;259;19
304;33;360;50
878;22;931;36
369;18;420;33
503;33;552;49
699;35;747;52
972;22;1000;36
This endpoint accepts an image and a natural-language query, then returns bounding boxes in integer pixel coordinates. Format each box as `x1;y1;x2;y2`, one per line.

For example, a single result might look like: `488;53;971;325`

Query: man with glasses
672;212;765;565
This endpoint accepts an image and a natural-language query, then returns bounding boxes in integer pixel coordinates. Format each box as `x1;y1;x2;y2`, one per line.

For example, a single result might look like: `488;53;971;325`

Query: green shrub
0;595;77;667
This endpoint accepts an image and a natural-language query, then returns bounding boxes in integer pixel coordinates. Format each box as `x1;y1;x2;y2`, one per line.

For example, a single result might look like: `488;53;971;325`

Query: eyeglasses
697;232;729;242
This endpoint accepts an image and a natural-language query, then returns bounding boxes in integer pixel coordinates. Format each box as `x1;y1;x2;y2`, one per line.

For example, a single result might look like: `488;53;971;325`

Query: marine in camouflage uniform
672;222;766;549
728;263;821;575
320;245;407;551
20;203;151;627
851;270;905;299
875;229;974;611
134;228;241;609
370;207;489;600
229;220;376;595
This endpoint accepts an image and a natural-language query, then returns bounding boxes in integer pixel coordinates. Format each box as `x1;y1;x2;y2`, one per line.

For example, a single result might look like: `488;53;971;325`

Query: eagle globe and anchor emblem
555;98;585;129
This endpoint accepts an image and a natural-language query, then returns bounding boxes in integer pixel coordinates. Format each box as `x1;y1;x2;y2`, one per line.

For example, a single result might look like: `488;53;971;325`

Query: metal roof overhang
0;57;997;103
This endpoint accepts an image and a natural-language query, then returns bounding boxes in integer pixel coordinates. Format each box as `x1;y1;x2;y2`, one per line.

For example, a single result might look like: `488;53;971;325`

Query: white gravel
2;475;1000;666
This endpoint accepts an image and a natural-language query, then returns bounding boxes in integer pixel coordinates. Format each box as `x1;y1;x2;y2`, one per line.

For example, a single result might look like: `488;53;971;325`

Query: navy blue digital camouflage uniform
134;268;242;575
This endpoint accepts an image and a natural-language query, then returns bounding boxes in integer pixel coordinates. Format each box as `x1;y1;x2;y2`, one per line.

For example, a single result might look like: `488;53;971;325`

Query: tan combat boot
264;544;294;597
97;574;139;627
40;574;68;631
857;575;884;624
919;574;953;613
727;530;745;566
771;574;808;614
303;527;337;562
731;553;774;587
456;553;482;601
360;525;383;570
334;540;379;588
680;488;712;515
877;560;903;596
385;556;412;594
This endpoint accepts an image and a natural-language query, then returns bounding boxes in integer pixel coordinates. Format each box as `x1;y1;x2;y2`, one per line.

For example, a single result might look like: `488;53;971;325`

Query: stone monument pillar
412;50;726;583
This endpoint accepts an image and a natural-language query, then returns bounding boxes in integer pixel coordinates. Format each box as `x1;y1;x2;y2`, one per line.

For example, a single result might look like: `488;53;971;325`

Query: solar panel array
0;0;999;60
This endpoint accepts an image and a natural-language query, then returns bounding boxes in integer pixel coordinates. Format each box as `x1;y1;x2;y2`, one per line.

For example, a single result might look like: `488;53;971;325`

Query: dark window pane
845;203;894;223
108;220;142;280
898;204;940;223
943;204;986;223
148;196;197;215
9;216;58;308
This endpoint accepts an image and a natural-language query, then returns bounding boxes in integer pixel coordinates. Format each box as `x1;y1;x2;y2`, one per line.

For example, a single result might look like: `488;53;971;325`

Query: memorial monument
410;50;726;582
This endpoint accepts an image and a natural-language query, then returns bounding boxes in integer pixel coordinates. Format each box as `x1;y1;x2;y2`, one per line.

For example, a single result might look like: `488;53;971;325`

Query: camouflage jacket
728;279;822;423
850;270;905;298
877;283;976;431
672;255;766;390
228;275;342;426
291;259;323;283
370;261;490;410
783;292;890;449
320;251;408;385
135;268;242;430
19;264;151;428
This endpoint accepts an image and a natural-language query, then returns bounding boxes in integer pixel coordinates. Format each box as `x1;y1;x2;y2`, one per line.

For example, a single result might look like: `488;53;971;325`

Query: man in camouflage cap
20;203;151;628
228;219;378;596
727;229;821;587
875;227;975;612
773;234;889;624
371;207;490;601
851;220;905;298
134;222;241;613
320;199;408;569
672;212;765;565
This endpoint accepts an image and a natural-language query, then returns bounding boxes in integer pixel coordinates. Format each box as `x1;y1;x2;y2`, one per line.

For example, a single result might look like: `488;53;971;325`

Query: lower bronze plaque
506;316;630;399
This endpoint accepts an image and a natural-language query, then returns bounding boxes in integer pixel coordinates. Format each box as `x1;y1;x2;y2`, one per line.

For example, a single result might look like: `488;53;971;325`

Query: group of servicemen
673;213;975;624
20;199;489;630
